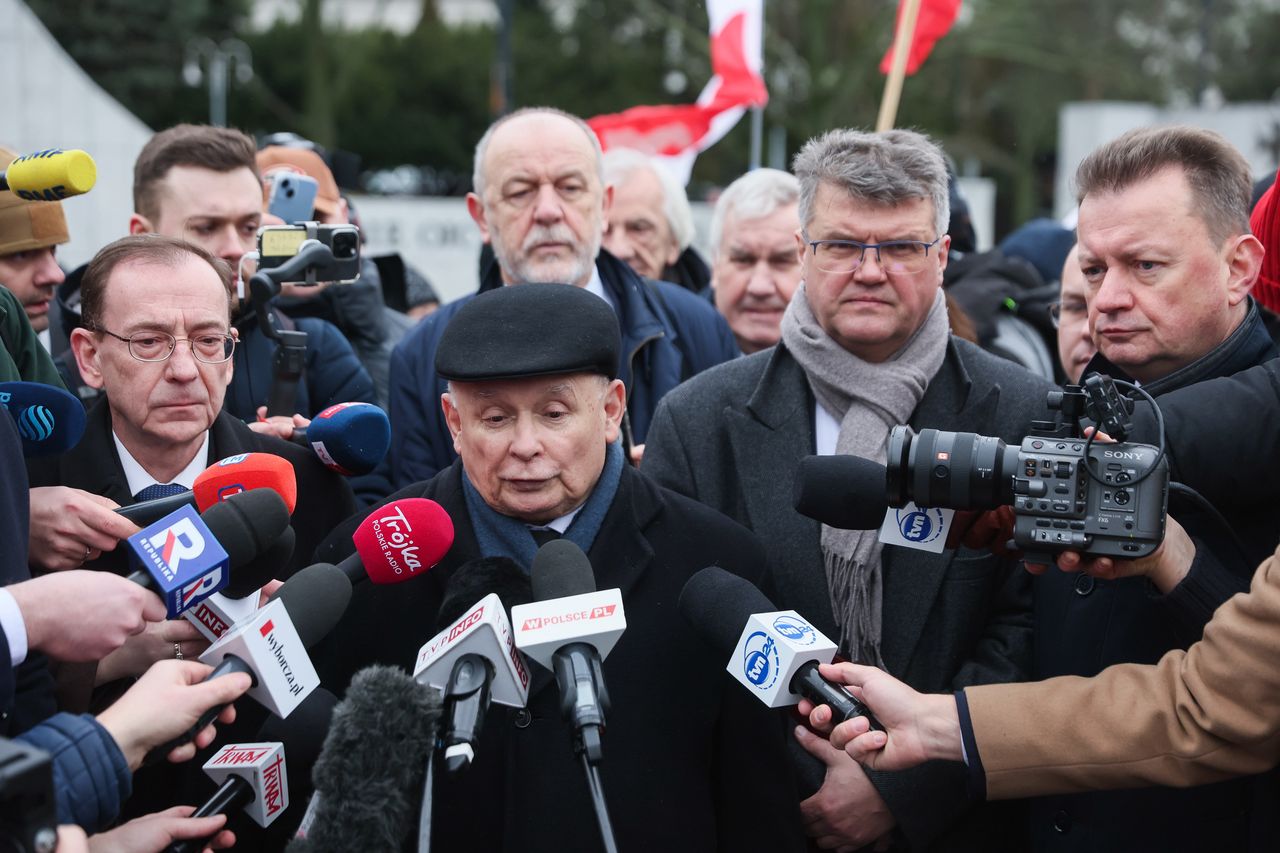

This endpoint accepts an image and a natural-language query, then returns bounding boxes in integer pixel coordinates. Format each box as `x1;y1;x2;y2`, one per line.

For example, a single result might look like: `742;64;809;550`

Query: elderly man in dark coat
314;282;804;853
643;128;1055;851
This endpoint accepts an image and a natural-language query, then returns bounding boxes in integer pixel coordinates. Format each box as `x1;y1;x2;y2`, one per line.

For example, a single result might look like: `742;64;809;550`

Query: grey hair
792;128;950;237
471;107;604;198
1074;124;1251;246
709;168;800;256
601;148;695;250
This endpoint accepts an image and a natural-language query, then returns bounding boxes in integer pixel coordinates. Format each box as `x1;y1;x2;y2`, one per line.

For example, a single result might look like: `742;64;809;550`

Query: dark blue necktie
134;483;189;502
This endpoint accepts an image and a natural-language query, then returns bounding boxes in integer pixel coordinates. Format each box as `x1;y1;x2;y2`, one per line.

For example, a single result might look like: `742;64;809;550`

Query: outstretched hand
798;663;963;772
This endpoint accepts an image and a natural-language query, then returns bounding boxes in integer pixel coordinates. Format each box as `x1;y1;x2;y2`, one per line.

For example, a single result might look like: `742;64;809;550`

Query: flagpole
876;0;924;132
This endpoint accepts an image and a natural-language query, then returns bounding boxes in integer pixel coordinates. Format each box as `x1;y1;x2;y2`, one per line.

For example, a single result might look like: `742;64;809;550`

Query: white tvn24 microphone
678;566;882;730
512;540;626;765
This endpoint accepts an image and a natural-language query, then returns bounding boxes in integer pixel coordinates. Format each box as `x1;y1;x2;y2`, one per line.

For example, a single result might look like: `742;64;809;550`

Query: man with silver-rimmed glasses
644;128;1054;851
26;234;353;704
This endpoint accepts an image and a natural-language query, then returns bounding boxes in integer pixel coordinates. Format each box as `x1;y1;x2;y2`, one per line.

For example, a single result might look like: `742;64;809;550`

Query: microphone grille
530;539;595;601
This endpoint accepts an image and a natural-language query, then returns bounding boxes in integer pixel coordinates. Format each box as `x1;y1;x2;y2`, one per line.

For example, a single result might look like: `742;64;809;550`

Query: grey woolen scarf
780;283;949;665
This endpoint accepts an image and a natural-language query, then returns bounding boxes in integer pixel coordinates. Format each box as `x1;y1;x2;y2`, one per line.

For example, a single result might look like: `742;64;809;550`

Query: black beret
435;283;621;382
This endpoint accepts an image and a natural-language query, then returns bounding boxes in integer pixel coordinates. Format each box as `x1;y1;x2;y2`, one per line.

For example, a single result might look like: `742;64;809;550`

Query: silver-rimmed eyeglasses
805;235;942;275
88;327;235;363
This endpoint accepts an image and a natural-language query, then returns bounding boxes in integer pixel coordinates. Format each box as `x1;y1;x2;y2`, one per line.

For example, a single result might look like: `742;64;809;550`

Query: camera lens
332;231;357;259
886;427;1017;510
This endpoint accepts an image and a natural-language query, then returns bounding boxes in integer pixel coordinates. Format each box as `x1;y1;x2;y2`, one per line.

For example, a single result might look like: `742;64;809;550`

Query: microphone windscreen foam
793;455;890;531
0;381;85;456
222;526;296;599
4;149;96;197
678;566;776;654
270;563;353;648
530;538;595;601
305;403;391;476
299;666;442;852
434;556;532;632
195;452;298;514
200;489;291;569
351;499;454;584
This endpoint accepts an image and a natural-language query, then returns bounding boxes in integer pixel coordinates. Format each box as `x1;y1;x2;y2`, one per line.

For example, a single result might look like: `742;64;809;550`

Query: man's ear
602;378;626;444
128;213;153;236
1225;233;1264;306
441;391;464;454
466;193;490;244
69;328;106;390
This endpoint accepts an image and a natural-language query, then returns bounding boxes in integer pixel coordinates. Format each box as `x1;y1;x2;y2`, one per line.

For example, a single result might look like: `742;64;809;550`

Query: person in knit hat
0;146;69;336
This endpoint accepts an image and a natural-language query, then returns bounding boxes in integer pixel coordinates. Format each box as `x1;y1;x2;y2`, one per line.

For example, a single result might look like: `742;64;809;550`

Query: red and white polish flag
587;0;767;185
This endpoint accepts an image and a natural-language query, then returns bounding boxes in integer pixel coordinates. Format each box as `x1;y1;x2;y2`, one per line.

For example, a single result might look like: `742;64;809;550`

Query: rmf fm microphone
678;566;883;731
0;381;85;456
0;148;97;201
124;489;290;619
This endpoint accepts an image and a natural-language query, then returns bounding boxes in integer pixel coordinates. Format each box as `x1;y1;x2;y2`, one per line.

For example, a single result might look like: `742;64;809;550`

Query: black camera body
0;738;57;853
1008;433;1167;558
886;379;1169;561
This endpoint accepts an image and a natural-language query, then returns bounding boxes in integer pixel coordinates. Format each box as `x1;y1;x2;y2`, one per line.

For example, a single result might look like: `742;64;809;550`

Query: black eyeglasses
1047;300;1088;330
805;235;942;275
89;327;235;363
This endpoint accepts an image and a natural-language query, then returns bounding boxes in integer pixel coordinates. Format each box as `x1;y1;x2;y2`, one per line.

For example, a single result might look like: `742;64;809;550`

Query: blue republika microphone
291;402;390;477
126;505;230;619
123;490;290;619
0;381;86;456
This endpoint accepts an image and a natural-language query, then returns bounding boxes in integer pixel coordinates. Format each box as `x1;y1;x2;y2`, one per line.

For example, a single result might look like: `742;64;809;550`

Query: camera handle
248;242;337;417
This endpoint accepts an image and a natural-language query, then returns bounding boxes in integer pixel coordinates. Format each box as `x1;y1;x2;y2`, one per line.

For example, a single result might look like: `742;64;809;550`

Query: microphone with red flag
116;452;298;526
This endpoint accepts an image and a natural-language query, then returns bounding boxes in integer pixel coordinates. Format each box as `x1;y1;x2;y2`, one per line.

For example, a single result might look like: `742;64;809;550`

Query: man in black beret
312;283;804;852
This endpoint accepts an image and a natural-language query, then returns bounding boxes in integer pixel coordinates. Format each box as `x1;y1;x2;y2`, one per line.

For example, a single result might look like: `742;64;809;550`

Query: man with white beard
385;107;739;487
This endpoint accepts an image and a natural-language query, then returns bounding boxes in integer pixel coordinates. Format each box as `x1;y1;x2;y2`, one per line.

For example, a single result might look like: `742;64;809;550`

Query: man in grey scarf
643;128;1055;852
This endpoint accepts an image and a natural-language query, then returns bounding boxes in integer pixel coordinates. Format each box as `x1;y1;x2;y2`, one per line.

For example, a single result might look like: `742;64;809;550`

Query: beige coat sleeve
965;544;1280;800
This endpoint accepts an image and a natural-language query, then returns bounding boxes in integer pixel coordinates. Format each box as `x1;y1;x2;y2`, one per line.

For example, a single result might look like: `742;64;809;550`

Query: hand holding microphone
95;659;253;771
6;570;166;662
84;806;236;853
27;487;140;571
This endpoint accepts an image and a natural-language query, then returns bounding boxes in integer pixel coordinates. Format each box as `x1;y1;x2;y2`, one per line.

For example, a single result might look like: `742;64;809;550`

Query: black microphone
286;666;442;852
143;563;352;765
523;540;617;765
165;689;339;853
432;557;531;773
793;454;890;530
678;566;883;730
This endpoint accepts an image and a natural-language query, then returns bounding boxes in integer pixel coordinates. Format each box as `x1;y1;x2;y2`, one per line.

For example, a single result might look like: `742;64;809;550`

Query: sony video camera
886;375;1169;561
256;221;361;285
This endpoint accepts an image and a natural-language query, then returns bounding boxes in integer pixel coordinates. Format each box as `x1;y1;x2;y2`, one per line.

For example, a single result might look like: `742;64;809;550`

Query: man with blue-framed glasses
644;127;1055;851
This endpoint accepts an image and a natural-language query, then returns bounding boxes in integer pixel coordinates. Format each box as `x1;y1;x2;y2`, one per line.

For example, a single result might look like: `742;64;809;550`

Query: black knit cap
435;283;621;382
